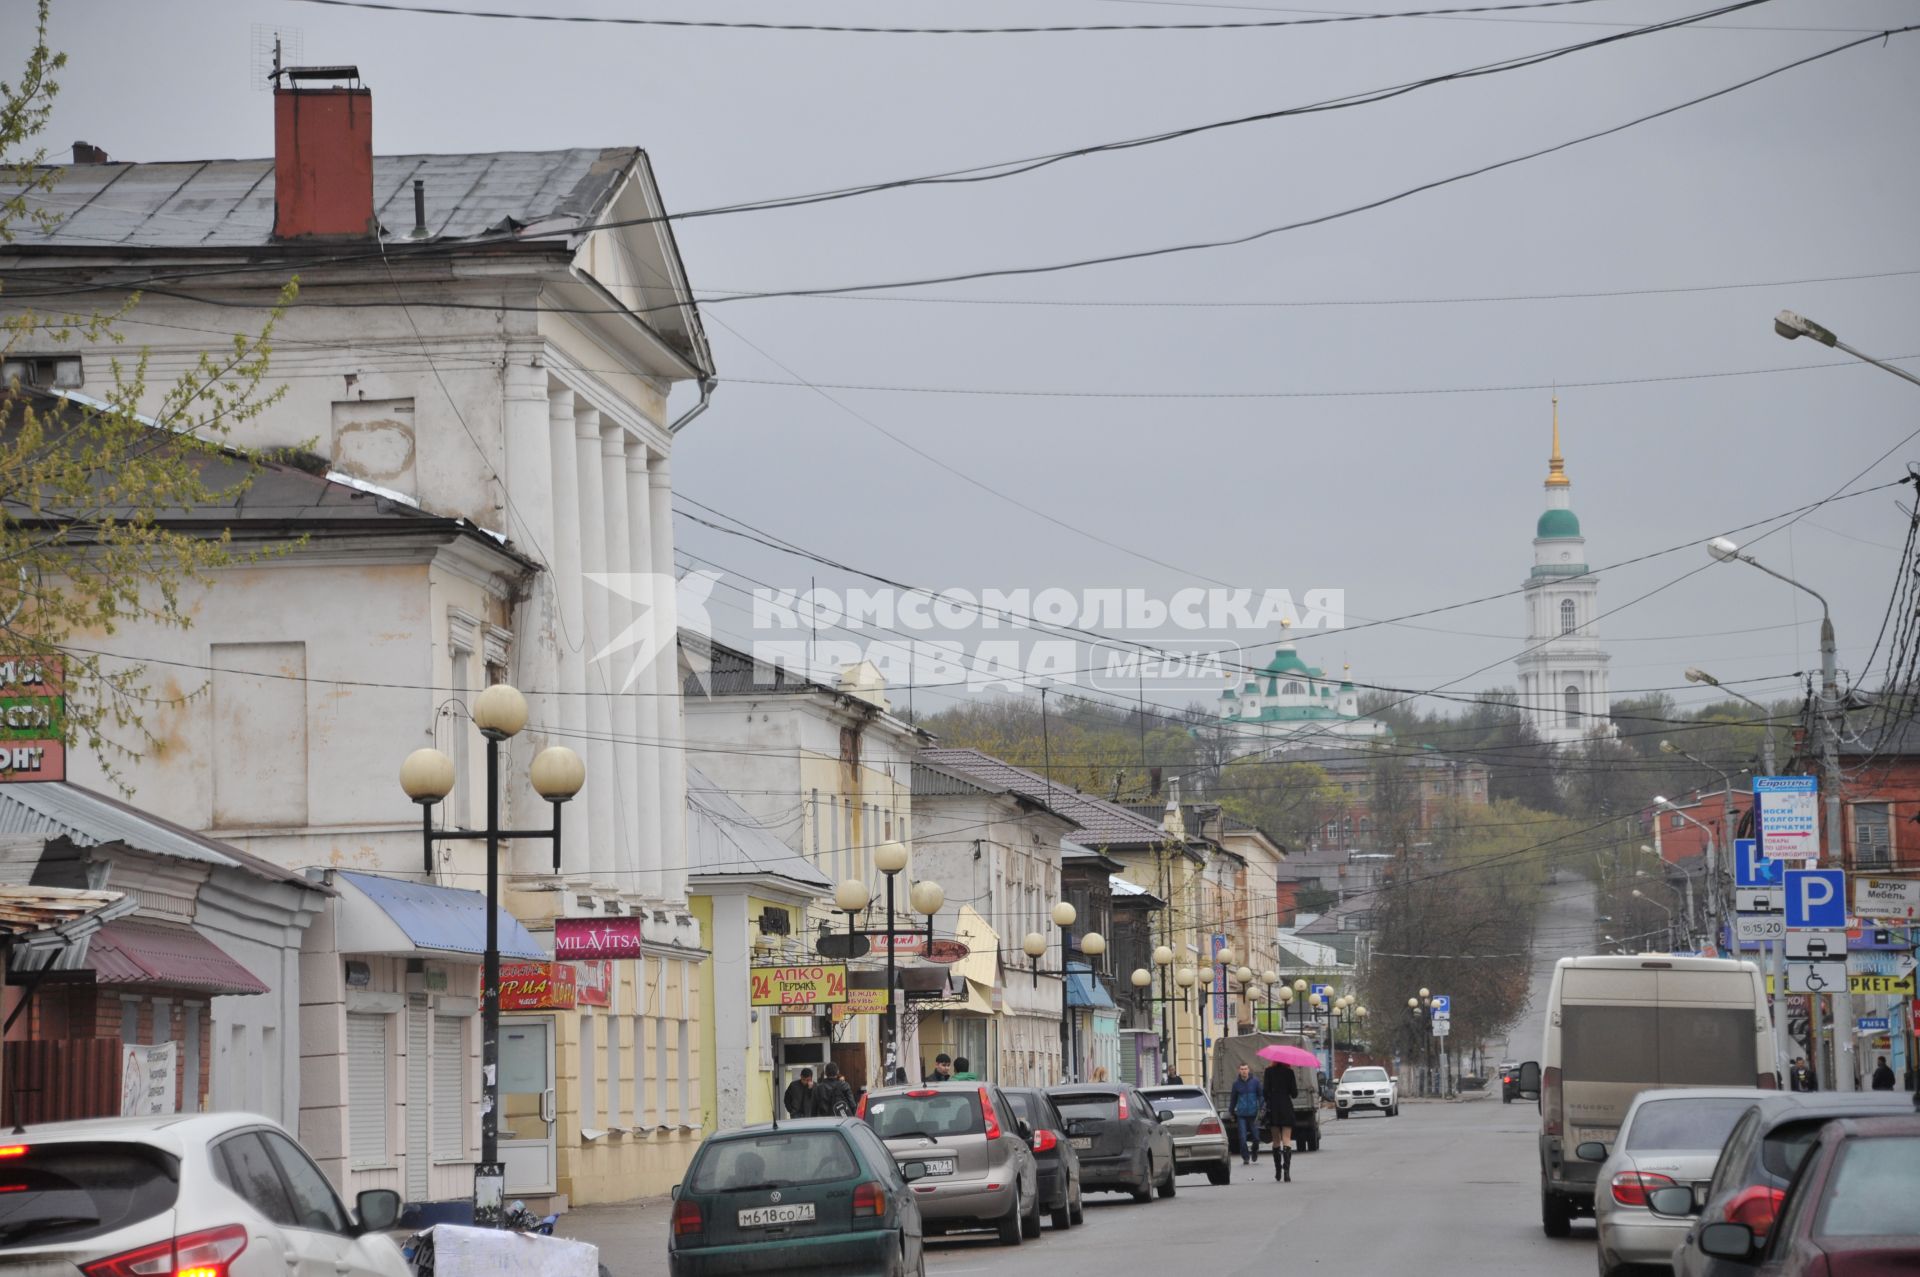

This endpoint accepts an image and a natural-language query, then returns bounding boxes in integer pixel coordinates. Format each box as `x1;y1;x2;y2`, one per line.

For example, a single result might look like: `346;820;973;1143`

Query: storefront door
499;1016;556;1194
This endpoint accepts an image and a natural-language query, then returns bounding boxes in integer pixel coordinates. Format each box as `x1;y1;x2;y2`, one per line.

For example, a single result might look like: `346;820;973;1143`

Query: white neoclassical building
1515;401;1612;746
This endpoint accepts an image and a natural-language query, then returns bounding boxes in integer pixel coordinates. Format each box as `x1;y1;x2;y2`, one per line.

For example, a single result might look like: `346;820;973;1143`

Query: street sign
1785;930;1848;961
1784;869;1846;930
1737;888;1781;914
1857;1016;1891;1034
1755;776;1819;861
1847;950;1918;978
1431;1019;1450;1037
1785;961;1848;994
1429;995;1451;1016
1856;876;1920;921
1769;972;1917;996
1736;914;1786;943
1311;983;1332;999
1733;839;1784;889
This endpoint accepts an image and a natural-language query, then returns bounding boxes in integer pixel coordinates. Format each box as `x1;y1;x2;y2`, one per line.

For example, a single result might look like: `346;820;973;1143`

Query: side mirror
1575;1142;1609;1163
1515;1061;1541;1102
670;1184;681;1199
1645;1186;1697;1219
902;1162;929;1183
1698;1222;1756;1260
1156;1109;1175;1123
355;1188;401;1233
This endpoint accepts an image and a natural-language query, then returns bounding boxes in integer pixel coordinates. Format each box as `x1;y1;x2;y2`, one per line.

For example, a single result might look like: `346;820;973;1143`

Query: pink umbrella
1256;1044;1319;1069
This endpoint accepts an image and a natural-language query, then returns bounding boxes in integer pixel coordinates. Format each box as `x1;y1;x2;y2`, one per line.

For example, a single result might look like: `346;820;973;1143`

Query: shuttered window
346;1014;389;1166
432;1017;465;1157
1854;802;1892;868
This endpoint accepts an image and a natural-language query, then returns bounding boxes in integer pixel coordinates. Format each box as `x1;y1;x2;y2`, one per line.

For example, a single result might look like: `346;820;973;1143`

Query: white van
1513;955;1778;1238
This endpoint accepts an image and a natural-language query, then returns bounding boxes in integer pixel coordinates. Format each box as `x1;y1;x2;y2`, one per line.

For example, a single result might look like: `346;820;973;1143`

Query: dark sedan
1001;1086;1084;1230
1046;1083;1176;1203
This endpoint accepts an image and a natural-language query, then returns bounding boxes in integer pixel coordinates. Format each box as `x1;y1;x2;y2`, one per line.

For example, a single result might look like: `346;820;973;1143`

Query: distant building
1217;633;1390;751
1516;400;1612;746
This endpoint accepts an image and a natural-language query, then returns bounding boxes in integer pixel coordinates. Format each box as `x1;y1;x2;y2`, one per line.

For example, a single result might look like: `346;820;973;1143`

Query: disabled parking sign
1733;839;1784;889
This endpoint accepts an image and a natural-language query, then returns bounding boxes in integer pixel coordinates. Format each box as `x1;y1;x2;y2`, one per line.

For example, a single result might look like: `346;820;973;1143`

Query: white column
626;451;665;901
546;385;589;877
600;424;642;892
501;360;557;874
574;406;617;885
648;453;688;904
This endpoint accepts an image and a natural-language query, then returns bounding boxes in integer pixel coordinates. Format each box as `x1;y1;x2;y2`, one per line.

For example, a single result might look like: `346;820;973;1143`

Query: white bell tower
1516;399;1611;747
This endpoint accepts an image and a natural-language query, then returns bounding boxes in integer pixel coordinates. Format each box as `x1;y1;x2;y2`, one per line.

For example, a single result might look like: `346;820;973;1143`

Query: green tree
1215;753;1344;852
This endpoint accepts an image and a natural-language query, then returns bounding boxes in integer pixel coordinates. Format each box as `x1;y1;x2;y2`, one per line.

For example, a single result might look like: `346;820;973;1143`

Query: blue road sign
1784;869;1846;930
1311;983;1331;999
1857;1017;1890;1033
1429;995;1451;1016
1733;838;1784;889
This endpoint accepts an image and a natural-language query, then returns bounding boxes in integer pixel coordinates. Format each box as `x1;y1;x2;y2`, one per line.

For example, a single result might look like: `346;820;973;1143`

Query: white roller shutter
346;1014;389;1166
432;1017;465;1157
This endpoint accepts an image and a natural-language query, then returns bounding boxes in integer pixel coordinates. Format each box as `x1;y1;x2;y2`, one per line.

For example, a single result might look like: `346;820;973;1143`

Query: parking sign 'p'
1784;868;1847;930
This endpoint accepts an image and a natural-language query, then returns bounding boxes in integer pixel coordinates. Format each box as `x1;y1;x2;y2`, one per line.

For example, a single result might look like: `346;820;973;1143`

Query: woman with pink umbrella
1258;1043;1315;1183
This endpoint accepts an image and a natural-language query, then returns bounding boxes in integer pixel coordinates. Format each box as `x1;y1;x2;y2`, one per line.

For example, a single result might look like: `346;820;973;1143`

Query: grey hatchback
1047;1083;1177;1203
859;1082;1041;1246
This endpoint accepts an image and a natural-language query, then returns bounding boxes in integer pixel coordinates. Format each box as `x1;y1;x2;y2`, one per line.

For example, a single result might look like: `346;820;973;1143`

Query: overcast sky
19;0;1920;726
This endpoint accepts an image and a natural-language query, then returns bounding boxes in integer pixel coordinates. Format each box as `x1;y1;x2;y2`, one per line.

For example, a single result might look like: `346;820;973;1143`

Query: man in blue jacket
1229;1063;1263;1165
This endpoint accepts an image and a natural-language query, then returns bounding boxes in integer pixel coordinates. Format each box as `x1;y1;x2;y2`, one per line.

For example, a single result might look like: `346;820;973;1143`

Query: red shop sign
554;915;643;961
499;961;576;1011
575;959;612;1008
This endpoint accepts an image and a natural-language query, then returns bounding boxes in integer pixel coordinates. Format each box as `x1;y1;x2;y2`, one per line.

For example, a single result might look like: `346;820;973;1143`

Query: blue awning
1065;961;1116;1009
333;871;545;961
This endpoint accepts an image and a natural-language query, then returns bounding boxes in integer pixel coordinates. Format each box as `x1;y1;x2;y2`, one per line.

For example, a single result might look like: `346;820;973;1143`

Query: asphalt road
923;1098;1591;1277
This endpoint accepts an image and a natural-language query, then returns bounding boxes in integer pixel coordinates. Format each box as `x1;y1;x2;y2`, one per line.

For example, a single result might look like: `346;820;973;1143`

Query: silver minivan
860;1082;1041;1246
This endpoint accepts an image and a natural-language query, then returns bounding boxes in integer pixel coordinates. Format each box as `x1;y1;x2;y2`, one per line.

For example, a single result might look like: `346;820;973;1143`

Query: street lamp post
1774;310;1920;390
836;848;943;1084
1662;740;1742;943
1409;989;1437;1096
1707;534;1855;1092
1684;668;1780;773
1632;888;1677;951
1153;944;1175;1069
1655;798;1720;946
1291;978;1309;1032
399;683;583;1227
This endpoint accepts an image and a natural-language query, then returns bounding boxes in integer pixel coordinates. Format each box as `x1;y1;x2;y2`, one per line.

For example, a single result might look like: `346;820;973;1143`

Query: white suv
1334;1066;1399;1118
0;1111;410;1276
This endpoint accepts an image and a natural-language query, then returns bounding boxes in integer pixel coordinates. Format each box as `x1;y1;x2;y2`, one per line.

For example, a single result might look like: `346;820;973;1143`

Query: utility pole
1817;617;1856;1092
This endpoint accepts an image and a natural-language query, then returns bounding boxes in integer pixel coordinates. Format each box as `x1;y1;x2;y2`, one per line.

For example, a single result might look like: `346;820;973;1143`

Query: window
1671;813;1685;831
580;1015;599;1131
1560;599;1577;634
261;1131;348;1234
1563;684;1580;726
346;1013;390;1166
1853;802;1892;868
1815;1136;1920;1236
1558;1006;1755;1085
214;1132;297;1227
119;997;141;1046
1;354;83;389
432;1016;465;1158
689;1131;858;1192
0;1142;179;1246
1623;1097;1755;1151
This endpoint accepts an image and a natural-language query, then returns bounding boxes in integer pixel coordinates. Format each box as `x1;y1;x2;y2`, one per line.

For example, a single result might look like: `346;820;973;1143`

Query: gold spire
1545;394;1570;487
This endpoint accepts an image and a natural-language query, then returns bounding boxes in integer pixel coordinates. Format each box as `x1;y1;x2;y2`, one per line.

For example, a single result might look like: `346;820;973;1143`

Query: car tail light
1030;1128;1057;1153
0;1146;25;1159
853;1181;887;1217
1724;1184;1785;1237
979;1087;1002;1141
671;1197;704;1238
82;1224;248;1277
906;1089;939;1098
1116;1092;1130;1121
1610;1171;1676;1208
1196;1118;1223;1135
1502;1074;1512;1084
1542;1067;1562;1137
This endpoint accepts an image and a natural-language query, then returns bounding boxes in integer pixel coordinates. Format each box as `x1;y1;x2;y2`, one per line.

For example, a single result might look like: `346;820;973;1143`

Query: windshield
864;1091;983;1140
1143;1089;1212;1111
1624;1098;1756;1151
1815;1136;1920;1237
0;1142;179;1247
688;1132;857;1192
1342;1068;1389;1084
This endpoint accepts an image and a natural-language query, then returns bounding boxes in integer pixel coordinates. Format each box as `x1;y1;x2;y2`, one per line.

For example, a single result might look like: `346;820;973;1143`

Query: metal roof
13;149;637;249
332;870;544;961
0;782;321;889
85;917;269;995
916;749;1175;850
686;765;830;891
1065;960;1117;1010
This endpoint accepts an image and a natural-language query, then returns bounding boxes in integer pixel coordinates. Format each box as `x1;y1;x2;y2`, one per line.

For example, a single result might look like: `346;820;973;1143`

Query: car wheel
1336;1108;1350;1120
1130;1158;1154;1203
1022;1189;1042;1239
1069;1187;1084;1225
1051;1199;1071;1230
1206;1160;1231;1186
1542;1187;1573;1239
997;1189;1025;1246
1156;1158;1177;1199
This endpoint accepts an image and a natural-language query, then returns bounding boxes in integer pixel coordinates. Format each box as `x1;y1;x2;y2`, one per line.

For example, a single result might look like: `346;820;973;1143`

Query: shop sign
1766;972;1916;997
924;939;971;965
833;987;889;1018
120;1042;177;1116
499;961;577;1010
869;933;924;957
0;657;64;783
750;963;847;1007
574;959;612;1007
1855;876;1920;921
554;915;642;961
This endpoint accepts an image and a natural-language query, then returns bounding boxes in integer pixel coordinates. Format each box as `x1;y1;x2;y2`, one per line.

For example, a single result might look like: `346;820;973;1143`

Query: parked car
668;1116;926;1276
1678;1114;1920;1275
999;1086;1083;1229
1047;1083;1177;1202
1138;1084;1232;1185
1334;1066;1398;1119
1498;1061;1521;1104
858;1082;1039;1245
0;1112;408;1277
1589;1087;1770;1277
1648;1091;1917;1277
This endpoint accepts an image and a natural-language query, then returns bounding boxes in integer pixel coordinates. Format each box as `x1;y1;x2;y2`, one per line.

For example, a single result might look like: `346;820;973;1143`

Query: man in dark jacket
815;1062;857;1117
1229;1064;1264;1165
1789;1057;1816;1092
1263;1061;1298;1183
1870;1055;1896;1091
783;1068;815;1118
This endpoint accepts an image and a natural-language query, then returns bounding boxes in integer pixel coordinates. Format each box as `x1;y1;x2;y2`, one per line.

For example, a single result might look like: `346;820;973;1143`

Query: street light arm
1725;550;1831;625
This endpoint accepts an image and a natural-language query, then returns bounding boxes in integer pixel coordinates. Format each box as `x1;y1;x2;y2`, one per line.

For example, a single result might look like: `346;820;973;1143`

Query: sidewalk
554;1195;672;1273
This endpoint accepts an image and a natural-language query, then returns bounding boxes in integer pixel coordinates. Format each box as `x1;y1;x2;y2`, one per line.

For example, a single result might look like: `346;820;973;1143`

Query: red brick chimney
272;66;374;240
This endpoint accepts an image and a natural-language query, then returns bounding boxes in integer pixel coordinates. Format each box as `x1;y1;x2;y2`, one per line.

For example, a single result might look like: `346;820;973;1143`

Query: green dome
1536;508;1582;539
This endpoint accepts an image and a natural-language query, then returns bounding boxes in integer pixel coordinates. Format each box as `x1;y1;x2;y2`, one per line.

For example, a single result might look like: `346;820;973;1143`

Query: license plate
738;1203;816;1227
1071;1137;1092;1150
921;1159;955;1176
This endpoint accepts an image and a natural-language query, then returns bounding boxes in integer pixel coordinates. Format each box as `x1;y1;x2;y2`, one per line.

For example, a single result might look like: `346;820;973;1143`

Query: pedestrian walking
782;1068;815;1119
1263;1059;1297;1183
1229;1063;1263;1165
1789;1056;1816;1092
1870;1055;1896;1091
815;1062;856;1117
